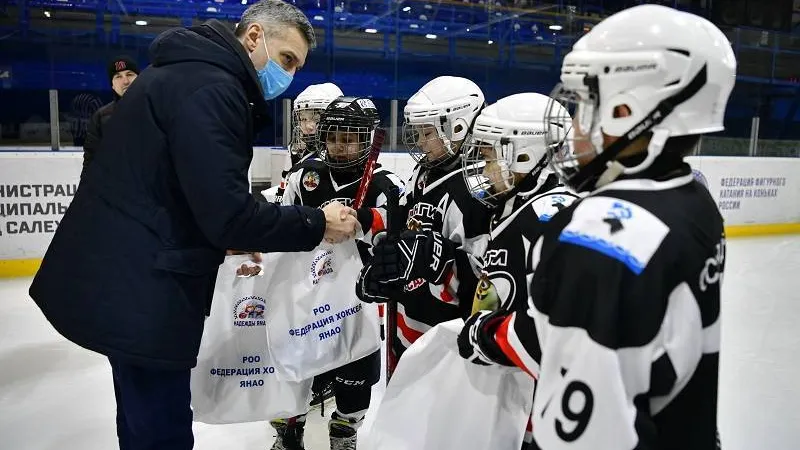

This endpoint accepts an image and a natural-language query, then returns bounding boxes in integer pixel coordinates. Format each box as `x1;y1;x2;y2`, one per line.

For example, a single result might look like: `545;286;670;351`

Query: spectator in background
80;56;139;178
29;1;360;449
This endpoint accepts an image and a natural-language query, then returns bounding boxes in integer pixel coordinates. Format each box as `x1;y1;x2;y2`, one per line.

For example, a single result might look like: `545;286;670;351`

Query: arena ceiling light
549;24;563;31
135;20;148;26
241;0;247;4
402;6;411;11
425;34;437;39
365;28;378;33
313;15;324;21
206;6;218;12
44;10;51;18
488;40;493;44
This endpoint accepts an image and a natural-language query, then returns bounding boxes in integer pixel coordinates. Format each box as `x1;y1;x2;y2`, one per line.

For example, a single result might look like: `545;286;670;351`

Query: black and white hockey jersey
496;163;723;450
477;173;578;315
392;160;492;354
274;150;317;205
281;158;405;257
474;172;579;445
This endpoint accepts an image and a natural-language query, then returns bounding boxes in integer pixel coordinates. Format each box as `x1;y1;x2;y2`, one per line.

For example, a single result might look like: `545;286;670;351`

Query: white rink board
0;152;83;260
1;148;798;261
686;156;800;225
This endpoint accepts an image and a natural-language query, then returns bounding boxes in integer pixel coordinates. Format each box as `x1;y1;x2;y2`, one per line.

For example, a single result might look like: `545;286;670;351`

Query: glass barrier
0;89;52;146
1;0;799;152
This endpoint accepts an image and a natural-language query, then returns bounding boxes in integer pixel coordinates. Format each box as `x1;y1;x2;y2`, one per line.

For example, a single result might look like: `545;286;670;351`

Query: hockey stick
383;185;403;383
352;128;386;209
349;128;399;382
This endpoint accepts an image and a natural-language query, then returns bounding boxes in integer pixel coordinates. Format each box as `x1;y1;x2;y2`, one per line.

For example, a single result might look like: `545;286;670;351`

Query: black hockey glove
371;230;456;286
355;264;401;304
457;310;514;367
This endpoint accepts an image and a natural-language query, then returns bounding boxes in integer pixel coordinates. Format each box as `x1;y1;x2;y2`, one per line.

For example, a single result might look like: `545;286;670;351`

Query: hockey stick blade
353;128;386;209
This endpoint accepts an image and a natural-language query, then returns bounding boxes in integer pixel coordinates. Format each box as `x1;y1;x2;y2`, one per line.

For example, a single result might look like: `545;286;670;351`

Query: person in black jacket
81;55;139;178
28;1;359;448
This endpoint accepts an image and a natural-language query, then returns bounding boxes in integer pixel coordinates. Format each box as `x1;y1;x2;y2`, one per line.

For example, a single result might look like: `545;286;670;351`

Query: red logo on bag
310;249;334;285
233;296;266;327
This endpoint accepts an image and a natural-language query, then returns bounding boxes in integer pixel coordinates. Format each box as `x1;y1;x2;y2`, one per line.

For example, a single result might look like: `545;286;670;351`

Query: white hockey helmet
544;4;737;192
403;76;485;168
462;93;571;207
291;83;344;154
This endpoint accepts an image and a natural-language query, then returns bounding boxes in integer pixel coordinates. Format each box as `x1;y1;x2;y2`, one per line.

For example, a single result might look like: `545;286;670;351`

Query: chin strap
573;64;708;192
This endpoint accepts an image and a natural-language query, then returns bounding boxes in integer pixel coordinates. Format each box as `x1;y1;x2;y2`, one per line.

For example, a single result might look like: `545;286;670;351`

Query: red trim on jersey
397;312;424;344
440;270;456;303
378;303;385;318
370;208;386;234
494;315;537;379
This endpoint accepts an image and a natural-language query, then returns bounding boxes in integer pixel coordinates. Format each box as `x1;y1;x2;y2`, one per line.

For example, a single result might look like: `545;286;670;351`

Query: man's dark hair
234;0;316;49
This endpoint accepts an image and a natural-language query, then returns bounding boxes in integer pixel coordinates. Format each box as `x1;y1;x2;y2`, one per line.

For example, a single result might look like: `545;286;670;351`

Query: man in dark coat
81;55;139;179
28;1;359;448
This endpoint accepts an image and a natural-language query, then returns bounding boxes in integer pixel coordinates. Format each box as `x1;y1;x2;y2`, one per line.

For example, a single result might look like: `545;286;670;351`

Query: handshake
321;201;360;244
229;201;360;277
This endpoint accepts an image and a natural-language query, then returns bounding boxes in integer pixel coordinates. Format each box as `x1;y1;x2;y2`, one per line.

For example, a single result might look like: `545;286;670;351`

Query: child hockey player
267;82;343;204
271;95;404;450
459;4;734;449
454;92;579;446
355;76;493;360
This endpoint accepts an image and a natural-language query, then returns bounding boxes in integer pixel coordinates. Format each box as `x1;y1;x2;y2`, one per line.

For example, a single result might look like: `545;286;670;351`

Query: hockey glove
457;310;514;367
355;264;400;304
373;230;456;286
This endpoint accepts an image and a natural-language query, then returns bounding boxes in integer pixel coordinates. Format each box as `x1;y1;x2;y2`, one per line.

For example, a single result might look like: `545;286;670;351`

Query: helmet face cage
317;124;374;170
461;135;517;208
291;108;324;155
544;83;599;191
402;121;462;169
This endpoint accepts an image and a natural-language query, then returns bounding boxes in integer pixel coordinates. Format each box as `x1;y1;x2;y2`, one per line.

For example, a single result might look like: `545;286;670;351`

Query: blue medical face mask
254;35;293;100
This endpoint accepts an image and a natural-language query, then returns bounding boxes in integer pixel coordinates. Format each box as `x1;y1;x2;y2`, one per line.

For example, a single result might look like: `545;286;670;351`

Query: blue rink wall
0;148;799;277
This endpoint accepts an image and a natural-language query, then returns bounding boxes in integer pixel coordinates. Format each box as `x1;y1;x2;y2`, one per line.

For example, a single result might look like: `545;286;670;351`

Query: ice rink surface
1;235;799;450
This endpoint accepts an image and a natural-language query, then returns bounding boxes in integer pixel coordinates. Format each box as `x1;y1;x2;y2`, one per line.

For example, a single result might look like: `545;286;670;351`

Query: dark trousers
319;349;380;415
109;358;194;450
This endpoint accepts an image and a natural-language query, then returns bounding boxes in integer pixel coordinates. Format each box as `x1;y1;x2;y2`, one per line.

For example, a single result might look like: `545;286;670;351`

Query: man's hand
322;201;359;244
226;250;263;277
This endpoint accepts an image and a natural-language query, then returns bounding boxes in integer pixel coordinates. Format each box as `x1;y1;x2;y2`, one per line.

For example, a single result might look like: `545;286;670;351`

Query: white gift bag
261;241;381;382
363;319;535;450
191;255;312;424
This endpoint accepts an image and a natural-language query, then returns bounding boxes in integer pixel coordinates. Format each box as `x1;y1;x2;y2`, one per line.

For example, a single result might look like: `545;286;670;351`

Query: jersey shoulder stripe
489;188;575;239
420;163;478;195
530;189;579;222
558;196;669;275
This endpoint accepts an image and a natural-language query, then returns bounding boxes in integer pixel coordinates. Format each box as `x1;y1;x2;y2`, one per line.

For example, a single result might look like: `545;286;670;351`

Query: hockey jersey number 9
527;173;724;450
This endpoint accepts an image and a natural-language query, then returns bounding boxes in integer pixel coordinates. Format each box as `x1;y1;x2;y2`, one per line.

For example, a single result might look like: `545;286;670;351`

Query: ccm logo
335;377;366;386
